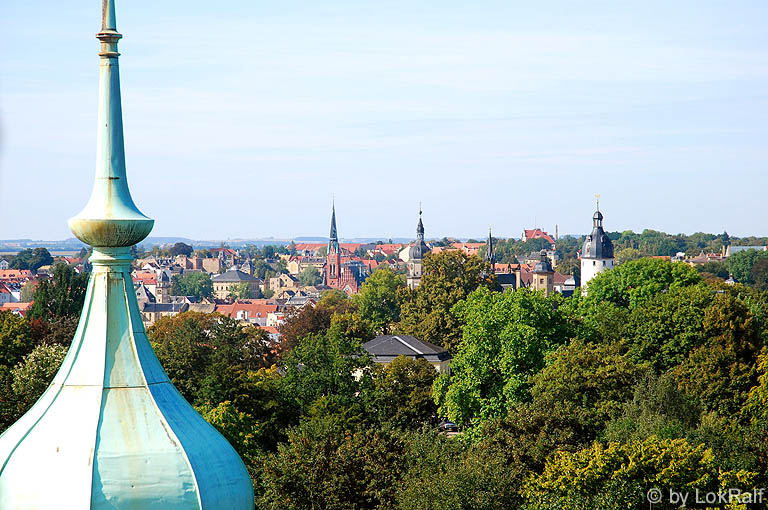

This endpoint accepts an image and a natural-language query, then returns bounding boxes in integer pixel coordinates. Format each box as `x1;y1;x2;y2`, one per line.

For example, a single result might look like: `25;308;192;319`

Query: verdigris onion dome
0;1;254;508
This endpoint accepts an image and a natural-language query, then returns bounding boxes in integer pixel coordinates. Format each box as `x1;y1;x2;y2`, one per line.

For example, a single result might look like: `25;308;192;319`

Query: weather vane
595;193;600;211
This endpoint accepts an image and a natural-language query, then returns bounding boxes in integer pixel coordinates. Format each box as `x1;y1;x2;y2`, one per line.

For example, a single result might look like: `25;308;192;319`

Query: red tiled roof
293;243;325;252
523;229;555;245
0;270;31;280
0;302;33;316
216;299;279;318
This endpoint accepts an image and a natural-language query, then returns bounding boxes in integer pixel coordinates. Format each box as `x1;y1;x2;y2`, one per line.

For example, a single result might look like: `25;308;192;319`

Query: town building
268;273;300;294
522;228;556;245
363;335;451;373
580;205;615;295
212;267;262;300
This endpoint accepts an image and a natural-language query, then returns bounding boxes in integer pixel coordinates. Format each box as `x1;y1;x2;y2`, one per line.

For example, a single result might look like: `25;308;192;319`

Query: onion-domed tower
580;200;615;295
532;249;555;296
407;207;430;289
0;2;254;507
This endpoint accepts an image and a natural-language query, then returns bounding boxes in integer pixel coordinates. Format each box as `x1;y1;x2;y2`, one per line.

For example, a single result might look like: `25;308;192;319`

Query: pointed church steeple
485;226;496;271
417;204;425;240
329;199;340;254
0;1;253;506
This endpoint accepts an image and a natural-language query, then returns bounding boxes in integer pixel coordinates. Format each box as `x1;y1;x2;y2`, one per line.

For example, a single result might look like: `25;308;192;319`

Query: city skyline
2;0;767;240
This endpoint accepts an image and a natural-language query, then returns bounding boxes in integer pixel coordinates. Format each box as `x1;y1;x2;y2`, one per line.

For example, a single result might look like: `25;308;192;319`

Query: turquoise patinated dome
0;2;254;508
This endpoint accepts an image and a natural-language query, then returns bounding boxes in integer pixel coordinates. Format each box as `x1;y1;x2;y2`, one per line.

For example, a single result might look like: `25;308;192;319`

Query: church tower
532;249;555;296
325;201;342;286
580;199;615;295
407;207;429;290
484;226;496;273
0;2;253;506
156;270;171;303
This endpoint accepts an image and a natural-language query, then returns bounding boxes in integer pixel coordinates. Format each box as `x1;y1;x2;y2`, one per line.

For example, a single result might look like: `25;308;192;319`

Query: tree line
2;251;768;508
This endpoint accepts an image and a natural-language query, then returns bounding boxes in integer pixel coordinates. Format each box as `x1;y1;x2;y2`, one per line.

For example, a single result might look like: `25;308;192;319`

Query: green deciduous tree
751;258;768;290
614;247;644;265
257;421;408;510
196;400;261;464
11;343;68;412
696;261;729;280
170;271;213;300
148;312;277;404
9;248;53;271
278;290;355;354
622;283;715;372
673;293;764;417
522;438;724;510
169;242;193;257
528;340;648;441
279;323;371;419
298;266;321;287
366;356;438;430
27;263;89;320
434;287;574;426
395;431;521;510
582;258;701;309
727;249;768;284
397;251;494;352
604;372;700;443
0;310;33;368
353;268;404;334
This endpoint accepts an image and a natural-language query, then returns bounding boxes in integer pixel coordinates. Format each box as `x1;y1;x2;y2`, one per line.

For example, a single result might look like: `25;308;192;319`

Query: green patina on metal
0;1;254;508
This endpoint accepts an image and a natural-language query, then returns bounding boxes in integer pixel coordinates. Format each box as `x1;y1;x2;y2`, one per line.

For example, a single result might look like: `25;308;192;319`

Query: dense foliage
2;253;768;509
170;271;213;300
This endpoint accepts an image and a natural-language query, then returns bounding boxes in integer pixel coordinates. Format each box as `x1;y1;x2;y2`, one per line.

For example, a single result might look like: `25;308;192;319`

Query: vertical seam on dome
120;270;203;510
0;274;99;480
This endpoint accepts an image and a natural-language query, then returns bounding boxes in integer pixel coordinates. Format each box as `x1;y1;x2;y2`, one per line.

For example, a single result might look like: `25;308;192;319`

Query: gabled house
363;335;451;373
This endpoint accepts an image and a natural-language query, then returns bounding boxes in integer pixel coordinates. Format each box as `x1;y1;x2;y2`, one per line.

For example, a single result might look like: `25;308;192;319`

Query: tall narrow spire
329;200;340;253
68;0;153;248
485;226;496;269
416;204;425;240
0;2;252;507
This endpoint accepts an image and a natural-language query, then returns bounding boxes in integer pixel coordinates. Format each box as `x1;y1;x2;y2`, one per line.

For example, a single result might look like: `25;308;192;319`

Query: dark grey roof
212;268;259;282
496;273;518;289
409;211;429;260
141;302;188;313
581;209;614;259
363;335;451;362
532;250;554;274
136;284;155;303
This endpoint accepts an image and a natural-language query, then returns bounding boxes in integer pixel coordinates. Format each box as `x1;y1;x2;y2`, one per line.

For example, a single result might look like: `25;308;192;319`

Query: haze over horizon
2;0;767;241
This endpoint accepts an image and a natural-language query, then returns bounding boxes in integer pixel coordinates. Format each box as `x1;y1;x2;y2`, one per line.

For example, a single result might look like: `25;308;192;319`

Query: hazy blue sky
1;1;767;241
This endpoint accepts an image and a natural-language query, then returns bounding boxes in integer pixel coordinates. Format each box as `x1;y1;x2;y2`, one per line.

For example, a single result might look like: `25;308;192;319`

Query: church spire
485;226;496;269
329;199;340;254
416;204;425;240
0;2;253;506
